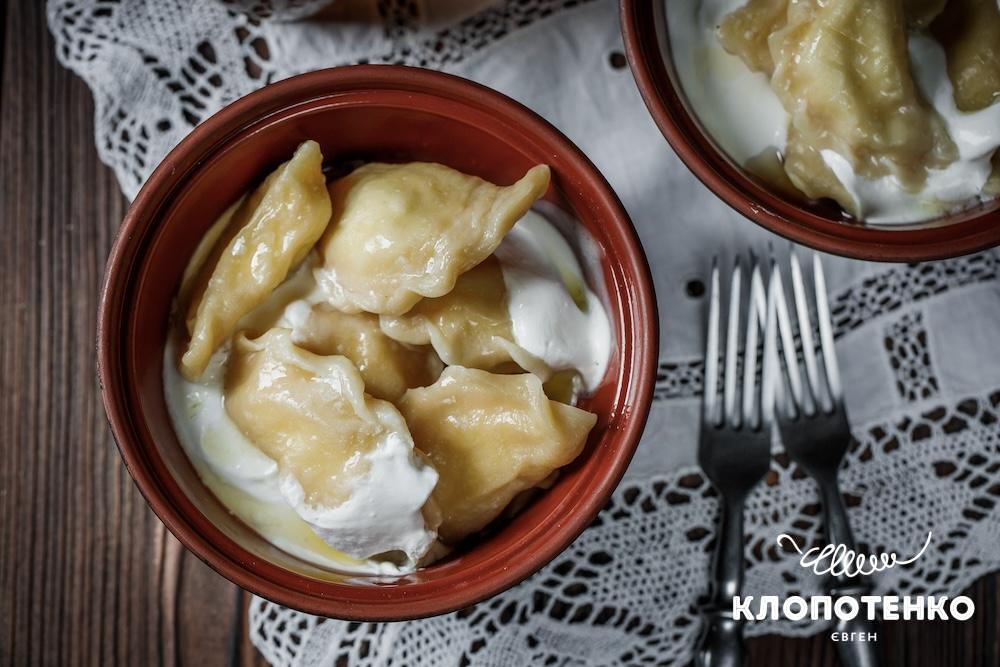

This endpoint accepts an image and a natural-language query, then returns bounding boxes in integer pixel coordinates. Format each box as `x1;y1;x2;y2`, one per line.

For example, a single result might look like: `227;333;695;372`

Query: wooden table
2;1;998;664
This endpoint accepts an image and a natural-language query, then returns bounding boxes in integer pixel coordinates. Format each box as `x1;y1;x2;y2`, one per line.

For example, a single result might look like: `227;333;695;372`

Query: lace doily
48;1;1000;665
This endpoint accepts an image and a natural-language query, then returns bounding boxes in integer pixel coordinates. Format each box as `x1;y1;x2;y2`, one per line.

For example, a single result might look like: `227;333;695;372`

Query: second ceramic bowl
621;0;1000;262
98;65;658;620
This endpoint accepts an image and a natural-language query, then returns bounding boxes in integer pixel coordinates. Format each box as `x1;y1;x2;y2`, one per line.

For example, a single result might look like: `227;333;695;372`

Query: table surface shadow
2;0;998;665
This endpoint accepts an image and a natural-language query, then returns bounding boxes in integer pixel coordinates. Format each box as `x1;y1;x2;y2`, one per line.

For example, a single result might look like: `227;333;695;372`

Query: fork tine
761;266;780;426
813;254;843;402
742;262;765;430
750;254;767;331
789;252;822;414
724;258;743;427
771;261;806;414
704;259;721;424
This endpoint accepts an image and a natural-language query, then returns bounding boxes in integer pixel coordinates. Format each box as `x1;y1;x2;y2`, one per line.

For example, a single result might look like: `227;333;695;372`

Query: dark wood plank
0;1;262;665
0;0;997;665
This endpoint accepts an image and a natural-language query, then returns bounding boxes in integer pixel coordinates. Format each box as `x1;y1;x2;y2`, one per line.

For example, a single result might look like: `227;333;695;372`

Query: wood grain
0;0;997;665
0;1;262;665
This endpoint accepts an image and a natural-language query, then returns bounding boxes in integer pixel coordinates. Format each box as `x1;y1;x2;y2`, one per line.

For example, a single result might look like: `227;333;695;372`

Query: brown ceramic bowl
98;65;657;620
621;1;1000;262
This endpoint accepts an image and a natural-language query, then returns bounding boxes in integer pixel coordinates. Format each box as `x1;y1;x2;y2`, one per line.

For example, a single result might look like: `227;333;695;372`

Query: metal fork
696;258;776;667
770;253;882;667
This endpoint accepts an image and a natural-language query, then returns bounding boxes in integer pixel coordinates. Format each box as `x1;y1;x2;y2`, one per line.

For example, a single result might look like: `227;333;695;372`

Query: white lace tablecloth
49;1;1000;664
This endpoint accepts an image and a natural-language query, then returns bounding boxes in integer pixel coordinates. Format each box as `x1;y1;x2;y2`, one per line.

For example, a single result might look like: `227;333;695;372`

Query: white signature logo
777;532;932;578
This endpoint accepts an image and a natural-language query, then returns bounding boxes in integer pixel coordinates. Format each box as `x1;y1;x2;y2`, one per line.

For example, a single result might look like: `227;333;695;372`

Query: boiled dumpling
719;0;959;215
315;162;550;316
379;256;547;377
398;366;597;544
290;303;443;402
766;0;958;214
931;0;1000;112
178;195;246;309
181;140;332;380
225;328;438;564
931;0;1000;193
718;0;788;75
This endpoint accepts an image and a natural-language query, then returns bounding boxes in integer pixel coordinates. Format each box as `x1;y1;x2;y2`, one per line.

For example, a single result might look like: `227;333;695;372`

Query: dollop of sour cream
279;415;438;569
495;208;612;392
665;0;788;167
163;336;434;575
667;0;1000;224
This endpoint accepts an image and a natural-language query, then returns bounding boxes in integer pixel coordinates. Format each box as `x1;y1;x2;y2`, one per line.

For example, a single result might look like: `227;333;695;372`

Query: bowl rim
97;64;658;620
620;0;1000;262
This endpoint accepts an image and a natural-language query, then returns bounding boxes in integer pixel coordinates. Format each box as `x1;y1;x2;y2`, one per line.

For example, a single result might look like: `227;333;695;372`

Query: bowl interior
103;68;656;619
620;1;1000;261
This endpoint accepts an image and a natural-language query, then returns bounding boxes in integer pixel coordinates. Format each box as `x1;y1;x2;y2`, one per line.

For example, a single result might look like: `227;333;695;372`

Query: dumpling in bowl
290;303;443;402
931;0;1000;112
225;328;439;565
719;0;959;216
378;256;548;378
315;162;550;316
718;0;789;75
181;140;332;379
398;366;597;545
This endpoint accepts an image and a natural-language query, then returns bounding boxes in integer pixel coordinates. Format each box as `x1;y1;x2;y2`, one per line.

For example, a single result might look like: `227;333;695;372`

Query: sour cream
495;208;612;392
666;0;1000;224
163;336;435;575
665;0;788;167
277;401;438;568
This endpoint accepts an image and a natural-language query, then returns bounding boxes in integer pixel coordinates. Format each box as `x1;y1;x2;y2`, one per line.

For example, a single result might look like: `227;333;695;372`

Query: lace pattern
654;253;999;402
249;386;1000;665
47;0;597;199
884;311;940;402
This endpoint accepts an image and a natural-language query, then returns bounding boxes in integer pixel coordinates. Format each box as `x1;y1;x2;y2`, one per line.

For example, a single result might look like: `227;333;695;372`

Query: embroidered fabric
47;0;1000;665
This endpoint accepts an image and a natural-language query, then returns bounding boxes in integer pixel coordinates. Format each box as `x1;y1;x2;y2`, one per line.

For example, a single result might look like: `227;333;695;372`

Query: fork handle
697;500;746;667
818;477;884;667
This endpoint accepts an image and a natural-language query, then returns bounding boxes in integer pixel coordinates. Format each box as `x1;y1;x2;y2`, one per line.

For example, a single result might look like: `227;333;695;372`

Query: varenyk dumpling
181;140;332;379
225;328;439;565
315;162;551;316
399;367;597;544
719;0;959;216
291;303;443;402
378;256;549;377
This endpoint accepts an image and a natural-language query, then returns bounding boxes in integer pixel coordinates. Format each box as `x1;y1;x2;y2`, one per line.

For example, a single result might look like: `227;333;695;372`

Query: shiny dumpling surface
379;256;545;376
292;303;443;402
766;0;957;214
718;0;789;75
224;328;438;561
398;366;597;544
931;0;1000;112
181;140;332;379
226;328;395;507
315;162;550;316
719;0;959;215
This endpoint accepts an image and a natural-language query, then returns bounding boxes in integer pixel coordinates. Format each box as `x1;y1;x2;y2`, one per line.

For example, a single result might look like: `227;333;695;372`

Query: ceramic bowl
620;1;1000;262
98;65;657;620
